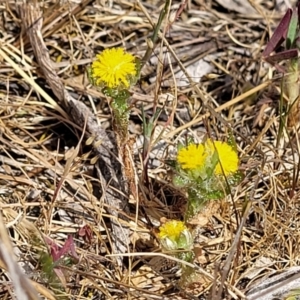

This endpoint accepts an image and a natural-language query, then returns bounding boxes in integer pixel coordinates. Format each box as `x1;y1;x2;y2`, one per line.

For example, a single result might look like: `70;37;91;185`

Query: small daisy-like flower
177;140;238;176
159;220;186;241
91;48;137;88
177;144;207;170
205;139;238;176
158;220;193;251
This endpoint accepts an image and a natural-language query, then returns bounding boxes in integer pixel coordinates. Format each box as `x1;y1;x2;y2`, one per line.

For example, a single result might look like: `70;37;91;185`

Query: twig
18;2;130;266
0;212;44;300
211;201;251;299
139;0;171;67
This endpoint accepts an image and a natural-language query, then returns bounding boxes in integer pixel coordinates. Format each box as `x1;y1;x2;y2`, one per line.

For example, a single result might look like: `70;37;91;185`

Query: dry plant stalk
287;94;300;128
18;3;130;265
0;212;41;300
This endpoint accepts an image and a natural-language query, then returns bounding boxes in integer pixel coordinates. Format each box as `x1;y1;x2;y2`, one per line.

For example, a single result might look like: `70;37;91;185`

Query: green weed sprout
88;47;140;141
40;236;78;297
175;139;240;220
158;219;202;287
158;220;194;262
263;2;300;127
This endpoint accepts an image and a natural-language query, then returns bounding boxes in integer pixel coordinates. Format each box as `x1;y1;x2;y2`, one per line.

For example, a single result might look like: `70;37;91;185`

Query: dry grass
0;0;300;299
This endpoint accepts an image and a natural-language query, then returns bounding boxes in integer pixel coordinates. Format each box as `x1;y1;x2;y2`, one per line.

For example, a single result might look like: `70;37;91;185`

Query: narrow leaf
286;8;298;49
264;48;299;65
263;8;292;57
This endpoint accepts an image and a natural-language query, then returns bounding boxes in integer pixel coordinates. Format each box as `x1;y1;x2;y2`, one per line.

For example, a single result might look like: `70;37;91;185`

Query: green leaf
173;174;189;187
205;149;219;178
286;8;298;49
87;67;96;86
284;288;300;300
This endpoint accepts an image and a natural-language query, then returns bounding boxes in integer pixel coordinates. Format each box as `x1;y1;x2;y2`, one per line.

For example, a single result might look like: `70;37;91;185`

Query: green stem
140;0;171;68
184;190;207;222
102;88;131;142
111;97;130;142
276;78;286;147
286;58;299;103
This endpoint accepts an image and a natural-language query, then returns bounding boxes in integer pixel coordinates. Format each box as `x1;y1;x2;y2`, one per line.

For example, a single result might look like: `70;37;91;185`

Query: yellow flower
176;140;239;176
205;139;238;176
177;144;208;170
158;220;186;241
158;220;193;251
91;48;137;88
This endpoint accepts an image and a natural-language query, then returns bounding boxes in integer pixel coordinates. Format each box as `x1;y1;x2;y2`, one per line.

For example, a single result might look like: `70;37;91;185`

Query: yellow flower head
176;139;238;176
204;139;238;176
158;220;193;251
158;220;186;241
91;48;137;89
177;144;207;170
